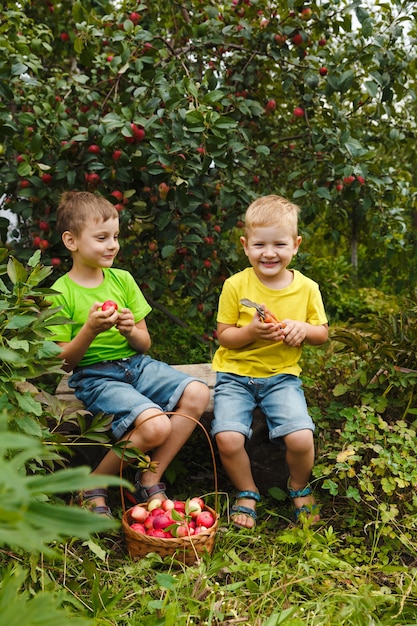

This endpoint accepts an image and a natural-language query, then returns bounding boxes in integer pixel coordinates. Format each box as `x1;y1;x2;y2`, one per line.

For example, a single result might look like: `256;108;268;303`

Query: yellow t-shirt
212;267;328;378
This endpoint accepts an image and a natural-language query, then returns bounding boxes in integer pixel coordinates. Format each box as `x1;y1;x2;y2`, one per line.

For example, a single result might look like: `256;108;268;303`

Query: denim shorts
211;372;314;442
69;353;204;440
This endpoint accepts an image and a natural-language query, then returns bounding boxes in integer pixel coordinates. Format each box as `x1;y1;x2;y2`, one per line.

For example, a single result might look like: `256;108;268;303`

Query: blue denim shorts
211;372;314;441
69;354;204;440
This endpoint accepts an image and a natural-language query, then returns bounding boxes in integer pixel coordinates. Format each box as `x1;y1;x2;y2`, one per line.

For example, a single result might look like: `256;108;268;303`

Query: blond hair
56;191;119;236
244;195;300;238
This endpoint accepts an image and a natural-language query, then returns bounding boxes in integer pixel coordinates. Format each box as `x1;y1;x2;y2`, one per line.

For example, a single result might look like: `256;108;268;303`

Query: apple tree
0;0;416;330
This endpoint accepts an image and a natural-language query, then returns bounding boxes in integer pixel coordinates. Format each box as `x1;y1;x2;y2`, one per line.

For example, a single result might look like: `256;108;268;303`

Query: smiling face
63;216;120;271
241;223;301;286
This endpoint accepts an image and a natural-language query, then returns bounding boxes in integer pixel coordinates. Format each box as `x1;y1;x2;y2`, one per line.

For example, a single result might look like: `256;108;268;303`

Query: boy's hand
252;305;285;342
280;319;307;347
115;308;135;336
86;302;119;334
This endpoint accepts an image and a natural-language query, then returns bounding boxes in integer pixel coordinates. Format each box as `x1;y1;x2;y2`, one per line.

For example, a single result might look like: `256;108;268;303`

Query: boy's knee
284;429;314;454
181;380;210;414
215;430;245;456
131;412;171;448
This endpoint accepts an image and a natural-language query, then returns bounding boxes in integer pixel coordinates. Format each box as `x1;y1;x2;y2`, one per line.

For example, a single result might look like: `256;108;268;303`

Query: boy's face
240;224;301;283
65;217;120;269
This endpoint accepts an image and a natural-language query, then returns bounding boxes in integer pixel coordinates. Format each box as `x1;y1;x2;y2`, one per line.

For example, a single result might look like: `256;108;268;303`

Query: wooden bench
54;363;288;494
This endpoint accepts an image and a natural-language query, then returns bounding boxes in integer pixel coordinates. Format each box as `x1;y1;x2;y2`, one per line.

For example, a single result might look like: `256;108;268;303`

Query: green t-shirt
212;267;328;378
49;268;152;366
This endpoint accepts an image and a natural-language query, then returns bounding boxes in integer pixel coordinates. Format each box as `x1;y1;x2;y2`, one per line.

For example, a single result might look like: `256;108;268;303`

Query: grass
33;488;417;626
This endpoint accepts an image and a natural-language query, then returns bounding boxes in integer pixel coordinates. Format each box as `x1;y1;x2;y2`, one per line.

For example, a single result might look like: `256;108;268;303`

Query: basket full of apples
122;495;219;565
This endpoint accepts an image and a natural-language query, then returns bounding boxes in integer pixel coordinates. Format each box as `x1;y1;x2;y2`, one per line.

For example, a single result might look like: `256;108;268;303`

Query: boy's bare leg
85;408;172;507
215;430;259;529
284;429;317;512
138;381;210;490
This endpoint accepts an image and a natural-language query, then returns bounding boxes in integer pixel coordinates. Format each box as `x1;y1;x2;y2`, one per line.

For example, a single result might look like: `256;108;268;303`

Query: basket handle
119;411;218;515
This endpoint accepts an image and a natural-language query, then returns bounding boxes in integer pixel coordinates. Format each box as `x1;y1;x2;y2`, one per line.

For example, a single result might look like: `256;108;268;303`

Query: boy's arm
117;315;151;353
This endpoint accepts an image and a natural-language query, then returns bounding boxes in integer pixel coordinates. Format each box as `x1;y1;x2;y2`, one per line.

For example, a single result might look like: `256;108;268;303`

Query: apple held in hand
101;300;118;311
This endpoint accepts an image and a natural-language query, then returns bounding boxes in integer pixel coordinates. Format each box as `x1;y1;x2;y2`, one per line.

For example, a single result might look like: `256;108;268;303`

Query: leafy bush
313;294;417;533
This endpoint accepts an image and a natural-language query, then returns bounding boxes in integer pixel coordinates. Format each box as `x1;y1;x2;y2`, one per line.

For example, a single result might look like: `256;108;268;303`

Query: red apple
265;99;276;114
111;190;124;201
173;500;186;513
51;257;61;267
152;514;171;530
196;510;215;529
88;144;100;154
158;182;169;200
319;67;328;76
161;499;175;511
101;300;118;311
190;497;205;510
293;106;305;118
112;149;122;161
292;33;303;46
130;505;149;522
187;500;202;518
144;516;154;530
41;173;52;184
129;12;141;24
151;529;167;538
130;523;145;534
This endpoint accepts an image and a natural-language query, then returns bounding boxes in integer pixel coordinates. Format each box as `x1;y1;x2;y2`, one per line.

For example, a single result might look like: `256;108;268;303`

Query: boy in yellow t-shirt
211;195;328;528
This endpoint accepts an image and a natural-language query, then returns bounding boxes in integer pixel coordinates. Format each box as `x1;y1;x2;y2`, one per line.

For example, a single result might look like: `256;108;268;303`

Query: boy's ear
62;230;77;251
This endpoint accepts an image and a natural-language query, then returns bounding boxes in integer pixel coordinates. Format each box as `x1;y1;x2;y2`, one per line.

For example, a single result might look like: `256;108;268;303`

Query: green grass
17;490;417;626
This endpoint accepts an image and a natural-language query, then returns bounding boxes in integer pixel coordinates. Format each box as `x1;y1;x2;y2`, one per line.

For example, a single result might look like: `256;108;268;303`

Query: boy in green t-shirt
211;195;328;528
49;191;210;516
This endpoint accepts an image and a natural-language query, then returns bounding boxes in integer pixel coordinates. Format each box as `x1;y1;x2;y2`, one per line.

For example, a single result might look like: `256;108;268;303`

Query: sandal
230;490;260;530
125;471;167;504
288;484;319;523
78;488;113;518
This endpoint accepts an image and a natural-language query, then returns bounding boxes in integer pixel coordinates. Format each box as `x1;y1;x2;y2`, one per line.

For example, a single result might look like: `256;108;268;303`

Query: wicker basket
121;412;219;565
122;503;218;565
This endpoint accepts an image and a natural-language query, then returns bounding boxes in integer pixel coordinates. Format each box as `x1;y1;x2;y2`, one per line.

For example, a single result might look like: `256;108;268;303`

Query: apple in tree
265;99;276;114
293;107;305;118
